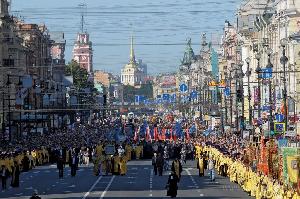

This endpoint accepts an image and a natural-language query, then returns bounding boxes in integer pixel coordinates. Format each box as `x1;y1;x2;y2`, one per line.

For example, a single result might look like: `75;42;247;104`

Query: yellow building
121;36;146;87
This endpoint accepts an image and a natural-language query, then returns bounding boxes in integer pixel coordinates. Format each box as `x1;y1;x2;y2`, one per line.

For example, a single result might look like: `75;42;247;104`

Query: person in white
84;148;89;165
118;146;125;157
208;156;215;181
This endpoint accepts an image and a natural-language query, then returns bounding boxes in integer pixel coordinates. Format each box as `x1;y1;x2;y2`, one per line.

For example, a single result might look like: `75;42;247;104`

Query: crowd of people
0;113;299;199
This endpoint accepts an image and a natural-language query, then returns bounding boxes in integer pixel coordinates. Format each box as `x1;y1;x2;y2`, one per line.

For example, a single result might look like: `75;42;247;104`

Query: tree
138;83;153;98
123;85;135;102
65;60;89;89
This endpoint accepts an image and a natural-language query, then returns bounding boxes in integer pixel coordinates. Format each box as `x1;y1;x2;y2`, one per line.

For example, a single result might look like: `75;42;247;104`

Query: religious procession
0;113;300;199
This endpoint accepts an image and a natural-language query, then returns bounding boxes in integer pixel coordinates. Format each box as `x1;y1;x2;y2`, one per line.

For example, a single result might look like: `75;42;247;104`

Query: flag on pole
154;127;159;141
186;128;190;141
161;128;166;140
134;127;139;142
146;126;151;142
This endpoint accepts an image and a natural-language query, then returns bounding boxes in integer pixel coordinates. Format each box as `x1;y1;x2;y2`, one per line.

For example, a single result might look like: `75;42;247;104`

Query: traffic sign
179;83;188;93
224;87;230;96
190;91;198;99
275;114;284;122
274;122;285;133
259;67;273;79
163;94;170;101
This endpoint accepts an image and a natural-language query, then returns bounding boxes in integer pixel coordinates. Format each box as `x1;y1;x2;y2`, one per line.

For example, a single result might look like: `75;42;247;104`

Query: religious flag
139;119;148;137
186;128;190;141
134;127;139;142
189;124;196;135
154;127;159;141
161;128;166;140
174;122;183;139
172;127;177;141
146;126;151;142
114;127;121;142
169;129;173;141
286;156;300;183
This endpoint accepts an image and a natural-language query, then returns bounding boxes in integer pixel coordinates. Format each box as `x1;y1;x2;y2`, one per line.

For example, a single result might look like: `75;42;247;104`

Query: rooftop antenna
78;2;87;33
8;0;12;14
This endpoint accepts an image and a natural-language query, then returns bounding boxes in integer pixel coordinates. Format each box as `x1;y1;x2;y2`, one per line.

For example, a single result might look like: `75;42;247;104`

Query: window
3;58;14;67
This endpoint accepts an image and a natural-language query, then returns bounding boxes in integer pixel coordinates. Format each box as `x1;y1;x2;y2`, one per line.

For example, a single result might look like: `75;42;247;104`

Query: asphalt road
1;160;253;199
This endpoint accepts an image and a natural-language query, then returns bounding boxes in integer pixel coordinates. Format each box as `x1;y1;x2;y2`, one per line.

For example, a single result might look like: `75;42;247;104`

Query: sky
13;0;242;75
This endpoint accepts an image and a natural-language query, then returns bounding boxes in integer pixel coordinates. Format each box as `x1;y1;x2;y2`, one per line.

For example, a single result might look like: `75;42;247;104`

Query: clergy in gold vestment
119;156;127;175
197;154;205;177
171;159;182;181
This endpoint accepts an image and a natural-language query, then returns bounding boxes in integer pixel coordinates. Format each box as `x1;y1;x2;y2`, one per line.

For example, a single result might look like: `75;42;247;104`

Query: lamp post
6;74;11;142
280;38;289;129
266;48;274;132
255;53;262;122
229;70;233;126
234;66;239;131
238;61;245;130
245;57;252;125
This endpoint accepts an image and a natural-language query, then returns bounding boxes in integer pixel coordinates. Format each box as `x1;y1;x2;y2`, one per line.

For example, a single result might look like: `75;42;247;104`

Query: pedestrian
22;152;30;172
119;156;127;176
197;154;205;177
57;156;64;179
163;149;169;171
171;158;182;181
70;154;77;177
11;160;20;187
157;153;164;176
208;156;215;181
1;165;8;190
166;171;179;198
152;153;158;175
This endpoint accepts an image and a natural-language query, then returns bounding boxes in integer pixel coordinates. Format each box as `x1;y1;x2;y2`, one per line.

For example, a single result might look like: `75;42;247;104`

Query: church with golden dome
121;36;147;87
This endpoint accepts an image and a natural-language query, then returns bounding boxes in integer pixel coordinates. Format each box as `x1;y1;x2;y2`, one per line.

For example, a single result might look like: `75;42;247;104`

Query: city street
1;160;251;199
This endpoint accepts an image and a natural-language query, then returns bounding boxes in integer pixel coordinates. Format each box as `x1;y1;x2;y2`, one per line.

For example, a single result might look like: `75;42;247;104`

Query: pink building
72;32;93;73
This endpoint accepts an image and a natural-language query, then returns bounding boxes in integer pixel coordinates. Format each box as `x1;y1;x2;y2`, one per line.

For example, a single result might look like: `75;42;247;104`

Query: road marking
200;193;204;197
127;176;136;179
149;169;154;197
185;168;201;194
100;175;115;199
82;175;103;199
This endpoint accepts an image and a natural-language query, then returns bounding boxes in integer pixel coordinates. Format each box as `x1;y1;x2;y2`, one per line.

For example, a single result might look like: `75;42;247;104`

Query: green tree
138;83;153;98
65;60;89;89
123;85;135;102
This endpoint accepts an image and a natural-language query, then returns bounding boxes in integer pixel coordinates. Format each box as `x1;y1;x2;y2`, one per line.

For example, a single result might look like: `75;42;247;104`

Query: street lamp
266;48;274;132
280;38;289;129
237;61;245;131
234;65;239;131
245;57;252;125
255;53;262;122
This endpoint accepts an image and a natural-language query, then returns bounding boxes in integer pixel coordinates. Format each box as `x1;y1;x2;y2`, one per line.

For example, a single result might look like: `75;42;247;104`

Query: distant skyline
13;0;242;75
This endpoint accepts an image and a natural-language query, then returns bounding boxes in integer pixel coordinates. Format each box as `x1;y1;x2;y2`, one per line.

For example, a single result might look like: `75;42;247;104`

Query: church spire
129;35;136;65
